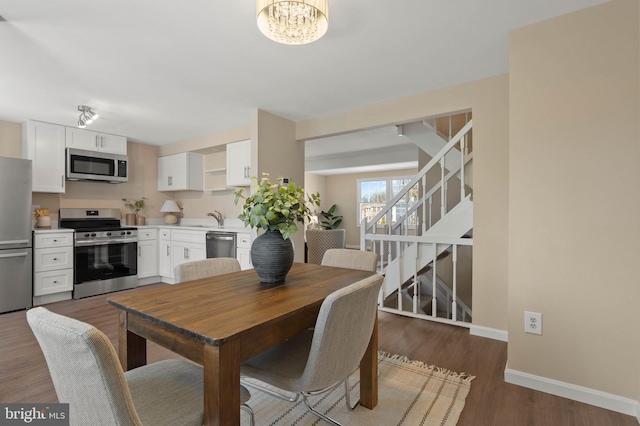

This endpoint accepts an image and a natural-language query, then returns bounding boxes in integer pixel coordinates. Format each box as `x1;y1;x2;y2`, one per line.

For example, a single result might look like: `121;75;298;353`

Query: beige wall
0;120;22;158
252;109;306;261
297;75;510;333
509;0;640;399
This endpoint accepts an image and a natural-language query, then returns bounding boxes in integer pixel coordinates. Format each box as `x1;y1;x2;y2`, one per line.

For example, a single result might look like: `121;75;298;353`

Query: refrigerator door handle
0;239;30;245
0;252;29;259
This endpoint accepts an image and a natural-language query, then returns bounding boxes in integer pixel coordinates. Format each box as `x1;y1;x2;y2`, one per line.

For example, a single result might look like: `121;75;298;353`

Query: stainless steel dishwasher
206;231;237;259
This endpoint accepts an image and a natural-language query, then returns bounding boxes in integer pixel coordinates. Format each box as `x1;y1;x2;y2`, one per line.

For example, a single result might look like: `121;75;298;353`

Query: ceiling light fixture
257;0;329;45
77;105;99;128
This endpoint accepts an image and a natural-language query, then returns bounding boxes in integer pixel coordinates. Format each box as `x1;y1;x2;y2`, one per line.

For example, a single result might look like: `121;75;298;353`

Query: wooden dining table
107;262;379;426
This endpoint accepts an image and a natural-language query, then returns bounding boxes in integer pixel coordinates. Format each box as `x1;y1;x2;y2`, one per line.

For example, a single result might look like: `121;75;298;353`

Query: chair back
306;229;346;264
27;307;143;426
299;274;384;392
321;248;378;272
174;258;241;283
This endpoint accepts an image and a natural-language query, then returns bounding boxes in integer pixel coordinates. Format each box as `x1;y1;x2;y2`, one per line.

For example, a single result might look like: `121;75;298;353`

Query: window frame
356;175;414;228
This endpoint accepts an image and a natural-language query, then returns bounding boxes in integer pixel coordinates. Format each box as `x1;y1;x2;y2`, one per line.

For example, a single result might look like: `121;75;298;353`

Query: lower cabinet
158;229;207;282
155;227;253;283
33;230;74;304
237;233;252;270
34;269;73;297
137;229;158;279
171;230;206;278
158;228;172;278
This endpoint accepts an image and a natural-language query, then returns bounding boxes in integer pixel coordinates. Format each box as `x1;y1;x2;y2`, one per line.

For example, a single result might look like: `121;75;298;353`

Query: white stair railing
361;118;473;327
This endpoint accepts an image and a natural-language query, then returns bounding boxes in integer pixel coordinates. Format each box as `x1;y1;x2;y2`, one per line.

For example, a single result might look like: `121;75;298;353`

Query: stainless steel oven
59;208;138;299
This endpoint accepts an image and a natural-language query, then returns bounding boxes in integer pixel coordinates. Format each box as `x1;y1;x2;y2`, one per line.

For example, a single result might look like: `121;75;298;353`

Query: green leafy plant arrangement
319;204;342;229
234;174;320;240
122;197;147;214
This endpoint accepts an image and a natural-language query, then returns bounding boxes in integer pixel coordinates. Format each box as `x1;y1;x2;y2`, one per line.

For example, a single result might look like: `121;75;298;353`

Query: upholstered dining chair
240;273;384;426
174;257;241;283
27;307;254;426
321;248;378;272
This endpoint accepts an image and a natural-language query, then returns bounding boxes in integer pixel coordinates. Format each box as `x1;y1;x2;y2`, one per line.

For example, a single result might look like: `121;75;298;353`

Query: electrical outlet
524;311;542;335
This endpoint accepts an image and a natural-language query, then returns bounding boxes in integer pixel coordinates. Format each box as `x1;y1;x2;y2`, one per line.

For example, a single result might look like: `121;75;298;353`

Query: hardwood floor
0;284;636;426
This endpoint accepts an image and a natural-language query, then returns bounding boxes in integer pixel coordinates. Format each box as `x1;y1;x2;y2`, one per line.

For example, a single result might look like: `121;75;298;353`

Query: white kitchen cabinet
226;140;252;186
158;228;172;278
158;152;204;191
170;229;206;277
137;228;158;279
237;233;252;270
65;128;127;155
22;120;66;193
33;231;74;303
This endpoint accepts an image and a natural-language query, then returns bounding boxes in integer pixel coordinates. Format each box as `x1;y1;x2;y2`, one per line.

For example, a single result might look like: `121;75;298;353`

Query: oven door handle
75;238;137;247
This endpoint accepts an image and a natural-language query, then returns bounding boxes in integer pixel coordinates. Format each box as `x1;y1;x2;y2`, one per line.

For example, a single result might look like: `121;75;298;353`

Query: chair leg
241;403;255;426
241;378;300;402
343;376;360;411
302;394;342;426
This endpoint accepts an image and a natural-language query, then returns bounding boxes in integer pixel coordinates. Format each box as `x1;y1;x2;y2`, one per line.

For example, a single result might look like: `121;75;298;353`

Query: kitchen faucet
206;210;224;228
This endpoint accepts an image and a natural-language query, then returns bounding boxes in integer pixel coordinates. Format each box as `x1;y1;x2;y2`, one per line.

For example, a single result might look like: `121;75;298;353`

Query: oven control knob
121;231;126;235
84;233;90;238
91;233;97;237
106;232;112;236
127;231;132;235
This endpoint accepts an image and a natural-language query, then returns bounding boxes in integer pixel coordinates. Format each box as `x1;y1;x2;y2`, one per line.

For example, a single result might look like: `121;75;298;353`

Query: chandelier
256;0;329;45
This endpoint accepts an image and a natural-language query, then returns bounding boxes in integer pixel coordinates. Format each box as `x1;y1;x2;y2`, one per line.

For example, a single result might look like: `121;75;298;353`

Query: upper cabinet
22;120;66;193
66;128;127;155
226;140;252;186
158;152;204;191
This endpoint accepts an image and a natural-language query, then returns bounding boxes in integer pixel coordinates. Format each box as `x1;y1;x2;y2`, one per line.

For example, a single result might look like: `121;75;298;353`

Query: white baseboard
505;368;639;417
469;324;508;342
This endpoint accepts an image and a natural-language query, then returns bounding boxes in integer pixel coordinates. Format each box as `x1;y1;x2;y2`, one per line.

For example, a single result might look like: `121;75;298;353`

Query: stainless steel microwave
66;148;128;183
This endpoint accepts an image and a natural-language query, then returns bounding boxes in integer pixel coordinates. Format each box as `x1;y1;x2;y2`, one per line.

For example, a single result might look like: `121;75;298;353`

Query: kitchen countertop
33;228;74;234
136;224;252;233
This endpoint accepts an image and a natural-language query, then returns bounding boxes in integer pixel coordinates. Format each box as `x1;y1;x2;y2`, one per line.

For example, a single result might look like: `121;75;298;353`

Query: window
357;176;417;227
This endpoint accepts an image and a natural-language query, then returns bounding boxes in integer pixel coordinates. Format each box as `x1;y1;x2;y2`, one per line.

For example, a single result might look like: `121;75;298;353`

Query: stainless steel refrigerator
0;157;33;314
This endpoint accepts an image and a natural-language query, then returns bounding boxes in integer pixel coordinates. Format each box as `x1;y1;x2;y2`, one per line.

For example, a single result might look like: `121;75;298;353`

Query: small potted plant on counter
122;197;147;226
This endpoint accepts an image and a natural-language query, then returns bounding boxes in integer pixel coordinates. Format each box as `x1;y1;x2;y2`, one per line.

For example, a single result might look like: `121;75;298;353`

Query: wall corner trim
469;325;508;342
636;401;639;423
504;368;639;417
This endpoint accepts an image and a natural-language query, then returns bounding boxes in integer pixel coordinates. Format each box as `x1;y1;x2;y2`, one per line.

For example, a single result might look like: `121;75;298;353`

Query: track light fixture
77;105;99;128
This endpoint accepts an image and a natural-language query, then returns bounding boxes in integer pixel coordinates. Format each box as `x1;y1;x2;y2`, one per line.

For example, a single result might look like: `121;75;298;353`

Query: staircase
361;117;473;327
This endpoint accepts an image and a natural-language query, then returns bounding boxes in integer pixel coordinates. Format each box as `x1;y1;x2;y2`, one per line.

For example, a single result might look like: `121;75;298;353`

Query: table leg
117;311;146;371
359;311;378;409
203;341;241;426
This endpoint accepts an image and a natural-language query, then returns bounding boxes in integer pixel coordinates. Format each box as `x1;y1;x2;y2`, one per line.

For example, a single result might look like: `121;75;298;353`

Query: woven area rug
241;351;474;426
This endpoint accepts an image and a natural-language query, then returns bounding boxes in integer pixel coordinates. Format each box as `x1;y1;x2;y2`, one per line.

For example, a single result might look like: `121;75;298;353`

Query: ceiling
0;0;607;153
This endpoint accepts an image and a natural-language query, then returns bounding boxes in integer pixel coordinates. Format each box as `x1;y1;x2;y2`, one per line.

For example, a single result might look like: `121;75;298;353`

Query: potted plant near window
306;204;346;264
234;174;319;283
122;197;147;226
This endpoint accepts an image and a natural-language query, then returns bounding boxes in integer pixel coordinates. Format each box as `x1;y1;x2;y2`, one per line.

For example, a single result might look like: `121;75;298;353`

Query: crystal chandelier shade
257;0;329;45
